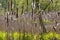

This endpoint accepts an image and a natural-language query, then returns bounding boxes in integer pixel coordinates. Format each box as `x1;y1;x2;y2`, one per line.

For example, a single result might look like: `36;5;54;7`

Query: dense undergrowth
0;31;60;40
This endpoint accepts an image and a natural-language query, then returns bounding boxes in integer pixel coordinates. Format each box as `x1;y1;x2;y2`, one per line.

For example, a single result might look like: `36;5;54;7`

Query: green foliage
43;19;51;23
1;0;7;9
0;0;60;13
0;31;60;40
0;31;6;40
39;0;60;12
13;32;19;40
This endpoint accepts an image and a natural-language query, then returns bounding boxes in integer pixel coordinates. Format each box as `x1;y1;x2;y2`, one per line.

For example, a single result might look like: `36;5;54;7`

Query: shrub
0;31;60;40
0;31;6;40
13;32;19;40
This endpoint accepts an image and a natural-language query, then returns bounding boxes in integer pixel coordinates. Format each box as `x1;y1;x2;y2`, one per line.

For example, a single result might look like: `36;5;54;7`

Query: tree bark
38;11;46;33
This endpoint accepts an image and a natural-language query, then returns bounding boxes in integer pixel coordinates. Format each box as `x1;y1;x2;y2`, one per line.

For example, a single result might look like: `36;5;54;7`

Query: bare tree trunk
35;0;39;10
27;0;28;13
16;7;18;18
32;0;34;19
11;0;12;11
21;5;24;15
8;2;9;11
6;13;10;40
50;0;53;3
38;11;46;33
35;0;46;33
